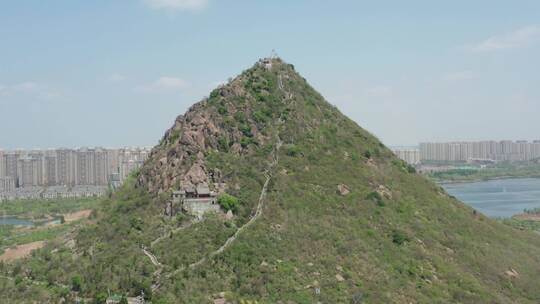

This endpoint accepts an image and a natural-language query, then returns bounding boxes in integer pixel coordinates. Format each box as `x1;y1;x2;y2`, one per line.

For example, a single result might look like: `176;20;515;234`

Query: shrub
253;110;268;123
240;137;257;148
217;105;228;115
239;124;253;137
234;112;246;123
71;275;82;292
209;89;220;99
285;144;301;157
218;193;239;213
363;150;372;159
366;191;383;206
94;292;108;304
392;230;409;245
218;136;230;152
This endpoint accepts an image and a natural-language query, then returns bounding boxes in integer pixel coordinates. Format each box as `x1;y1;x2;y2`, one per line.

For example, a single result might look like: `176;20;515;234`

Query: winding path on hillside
142;247;161;267
153;69;292;292
150;219;199;248
183;138;282;272
163;137;282;281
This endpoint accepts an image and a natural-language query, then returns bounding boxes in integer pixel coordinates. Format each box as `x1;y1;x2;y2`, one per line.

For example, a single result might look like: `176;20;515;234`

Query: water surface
0;217;35;227
441;178;540;218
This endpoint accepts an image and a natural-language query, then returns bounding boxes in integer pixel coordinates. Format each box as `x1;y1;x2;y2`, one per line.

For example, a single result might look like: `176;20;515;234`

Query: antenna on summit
270;49;278;59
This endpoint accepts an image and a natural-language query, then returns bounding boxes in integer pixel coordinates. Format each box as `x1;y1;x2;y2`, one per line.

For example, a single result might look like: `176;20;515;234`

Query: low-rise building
169;183;220;218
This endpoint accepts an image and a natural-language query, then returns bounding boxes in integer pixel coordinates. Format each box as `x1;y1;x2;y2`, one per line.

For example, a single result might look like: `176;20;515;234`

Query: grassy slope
154;61;540;303
2;60;540;303
428;162;540;182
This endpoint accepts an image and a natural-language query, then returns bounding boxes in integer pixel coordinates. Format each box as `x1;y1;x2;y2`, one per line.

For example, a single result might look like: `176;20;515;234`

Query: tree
119;296;128;304
217;193;239;212
94;292;107;304
71;275;82;292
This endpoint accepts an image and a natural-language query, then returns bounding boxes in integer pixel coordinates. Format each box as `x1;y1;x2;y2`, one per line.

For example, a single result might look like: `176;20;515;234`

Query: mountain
3;58;540;303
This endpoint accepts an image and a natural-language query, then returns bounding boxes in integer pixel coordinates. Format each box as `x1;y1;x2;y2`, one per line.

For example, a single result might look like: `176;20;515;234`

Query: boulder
337;184;350;196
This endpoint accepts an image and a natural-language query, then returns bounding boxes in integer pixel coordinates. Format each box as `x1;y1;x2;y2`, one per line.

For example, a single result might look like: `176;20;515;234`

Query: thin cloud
364;85;393;98
463;25;540;52
12;81;42;92
442;71;476;81
108;74;126;82
137;76;191;92
154;77;190;89
143;0;208;11
0;81;60;100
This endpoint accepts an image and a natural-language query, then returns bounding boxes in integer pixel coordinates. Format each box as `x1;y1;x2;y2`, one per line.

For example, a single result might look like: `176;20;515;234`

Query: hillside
2;58;540;303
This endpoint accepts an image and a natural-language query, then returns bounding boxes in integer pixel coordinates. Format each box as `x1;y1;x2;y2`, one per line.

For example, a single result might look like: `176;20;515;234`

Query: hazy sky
1;1;540;149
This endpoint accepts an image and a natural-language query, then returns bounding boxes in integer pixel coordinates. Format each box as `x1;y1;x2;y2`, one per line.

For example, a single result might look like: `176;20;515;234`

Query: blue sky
1;0;539;149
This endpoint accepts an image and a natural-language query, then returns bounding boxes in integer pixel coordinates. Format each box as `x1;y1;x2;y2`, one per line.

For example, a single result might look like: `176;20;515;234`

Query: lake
441;178;540;218
0;216;35;227
0;215;60;227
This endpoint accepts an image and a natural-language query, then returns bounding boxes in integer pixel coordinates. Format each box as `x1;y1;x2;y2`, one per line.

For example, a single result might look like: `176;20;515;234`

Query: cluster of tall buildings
391;147;421;165
419;141;540;162
0;147;151;192
392;140;540;165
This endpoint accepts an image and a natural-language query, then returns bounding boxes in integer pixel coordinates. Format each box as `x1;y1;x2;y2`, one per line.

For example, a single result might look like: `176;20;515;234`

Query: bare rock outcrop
337;184;350;196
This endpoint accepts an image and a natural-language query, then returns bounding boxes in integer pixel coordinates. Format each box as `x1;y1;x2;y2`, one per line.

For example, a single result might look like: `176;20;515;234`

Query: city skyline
0;147;151;191
392;139;540;165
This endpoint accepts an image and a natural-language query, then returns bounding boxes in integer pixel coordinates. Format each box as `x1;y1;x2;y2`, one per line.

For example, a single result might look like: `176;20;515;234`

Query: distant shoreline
436;175;540;185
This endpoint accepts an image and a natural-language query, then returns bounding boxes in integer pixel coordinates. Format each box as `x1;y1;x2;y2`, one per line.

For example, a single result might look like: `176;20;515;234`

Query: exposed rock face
337;184;350;196
376;184;392;199
136;60;282;195
183;161;208;186
505;268;519;278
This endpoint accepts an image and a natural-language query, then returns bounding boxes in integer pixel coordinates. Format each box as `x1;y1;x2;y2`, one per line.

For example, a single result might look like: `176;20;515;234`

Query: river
441;178;540;218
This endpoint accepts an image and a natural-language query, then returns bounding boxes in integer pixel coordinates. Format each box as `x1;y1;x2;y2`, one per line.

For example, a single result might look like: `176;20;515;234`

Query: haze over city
2;0;540;149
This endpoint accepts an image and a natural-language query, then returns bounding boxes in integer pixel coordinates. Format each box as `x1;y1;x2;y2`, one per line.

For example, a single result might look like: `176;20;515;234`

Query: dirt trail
155;69;292;290
64;209;92;223
142;247;162;267
162;133;282;284
151;219;199;248
0;241;45;262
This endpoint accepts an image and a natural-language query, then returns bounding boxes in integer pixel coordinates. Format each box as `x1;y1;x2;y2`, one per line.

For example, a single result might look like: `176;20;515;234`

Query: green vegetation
2;59;540;303
428;161;540;182
217;193;240;212
500;218;540;234
0;224;71;250
0;197;100;219
0;197;101;255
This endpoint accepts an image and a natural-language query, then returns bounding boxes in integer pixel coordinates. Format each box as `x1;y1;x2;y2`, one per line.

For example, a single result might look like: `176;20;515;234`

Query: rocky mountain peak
137;57;298;195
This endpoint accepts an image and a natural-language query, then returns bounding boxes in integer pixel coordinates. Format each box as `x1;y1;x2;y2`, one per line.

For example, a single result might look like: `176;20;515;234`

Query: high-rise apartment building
0;147;151;189
44;153;57;186
0;177;15;192
0;150;5;178
17;156;42;187
419;141;540;162
57;148;77;186
95;148;109;185
392;148;421;165
4;151;20;187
